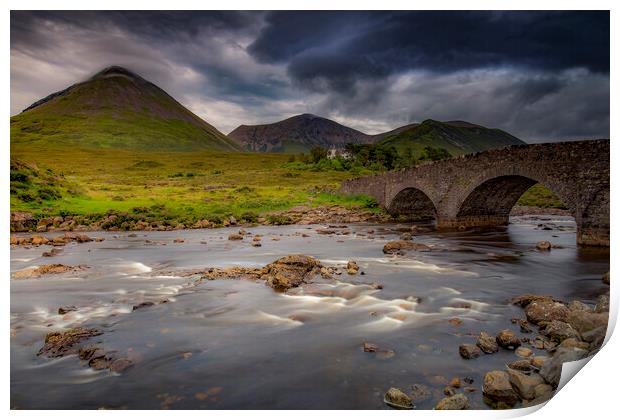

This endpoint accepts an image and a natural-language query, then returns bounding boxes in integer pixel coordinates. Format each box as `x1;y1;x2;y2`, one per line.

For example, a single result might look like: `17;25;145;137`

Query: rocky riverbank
11;204;568;233
386;274;610;410
10;205;389;233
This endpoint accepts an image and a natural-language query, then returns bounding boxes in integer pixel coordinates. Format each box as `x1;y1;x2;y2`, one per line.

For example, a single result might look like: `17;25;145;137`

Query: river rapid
10;216;609;409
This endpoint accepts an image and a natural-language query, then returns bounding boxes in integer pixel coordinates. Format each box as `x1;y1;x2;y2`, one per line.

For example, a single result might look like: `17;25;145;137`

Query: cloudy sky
10;11;609;142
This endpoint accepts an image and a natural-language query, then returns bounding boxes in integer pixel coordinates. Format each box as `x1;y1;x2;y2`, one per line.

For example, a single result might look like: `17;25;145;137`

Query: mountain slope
228;114;373;152
379;119;525;155
11;66;241;152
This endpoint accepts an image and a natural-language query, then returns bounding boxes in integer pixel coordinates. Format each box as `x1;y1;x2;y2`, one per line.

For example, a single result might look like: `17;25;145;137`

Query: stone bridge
340;140;609;246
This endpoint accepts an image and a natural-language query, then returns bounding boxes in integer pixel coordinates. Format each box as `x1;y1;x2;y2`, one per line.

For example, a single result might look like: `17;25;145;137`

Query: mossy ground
10;143;564;227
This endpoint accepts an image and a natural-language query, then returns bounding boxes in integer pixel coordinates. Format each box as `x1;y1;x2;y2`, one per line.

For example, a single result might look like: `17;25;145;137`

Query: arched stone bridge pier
340;140;609;246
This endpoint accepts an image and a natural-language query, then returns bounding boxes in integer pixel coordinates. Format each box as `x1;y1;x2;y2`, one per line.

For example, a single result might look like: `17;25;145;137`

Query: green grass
10;142;376;227
517;184;567;209
10;142;564;228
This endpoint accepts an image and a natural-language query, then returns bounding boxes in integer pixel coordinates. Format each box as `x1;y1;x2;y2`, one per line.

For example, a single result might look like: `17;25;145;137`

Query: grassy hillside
11;66;241;152
379;119;524;157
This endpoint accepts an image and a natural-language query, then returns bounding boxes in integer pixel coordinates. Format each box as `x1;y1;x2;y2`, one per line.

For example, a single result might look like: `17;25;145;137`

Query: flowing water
10;216;609;409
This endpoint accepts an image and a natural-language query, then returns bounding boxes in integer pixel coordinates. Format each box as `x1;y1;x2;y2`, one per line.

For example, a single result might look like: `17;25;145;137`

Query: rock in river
58;305;78;315
383;240;431;254
346;261;359;275
435;393;468;410
566;309;608;335
543;320;578;342
384;387;413;409
507;369;544;400
482;370;519;407
524;300;569;325
515;347;533;358
536;241;552;251
262;254;323;291
12;264;87;279
37;328;103;358
496;330;521;349
539;347;589;388
459;343;481;359
477;331;499;354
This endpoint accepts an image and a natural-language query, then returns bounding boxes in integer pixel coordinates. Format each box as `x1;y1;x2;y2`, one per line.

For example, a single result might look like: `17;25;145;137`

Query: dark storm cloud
250;11;609;93
10;10;609;140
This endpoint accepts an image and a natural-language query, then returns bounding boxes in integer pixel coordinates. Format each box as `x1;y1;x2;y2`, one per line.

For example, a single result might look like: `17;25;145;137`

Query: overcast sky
10;11;609;142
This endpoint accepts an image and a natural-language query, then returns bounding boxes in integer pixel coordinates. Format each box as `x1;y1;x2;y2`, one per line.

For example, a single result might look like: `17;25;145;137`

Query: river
10;215;609;409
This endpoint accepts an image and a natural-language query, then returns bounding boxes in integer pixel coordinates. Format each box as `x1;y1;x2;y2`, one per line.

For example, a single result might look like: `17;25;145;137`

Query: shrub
240;211;259;223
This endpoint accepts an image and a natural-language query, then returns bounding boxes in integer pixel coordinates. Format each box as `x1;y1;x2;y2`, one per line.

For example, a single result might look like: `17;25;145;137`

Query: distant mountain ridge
378;119;525;155
228;113;373;152
11;66;242;152
229;114;524;155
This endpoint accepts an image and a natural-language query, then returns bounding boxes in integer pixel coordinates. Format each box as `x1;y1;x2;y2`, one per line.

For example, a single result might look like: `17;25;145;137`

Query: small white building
327;147;352;160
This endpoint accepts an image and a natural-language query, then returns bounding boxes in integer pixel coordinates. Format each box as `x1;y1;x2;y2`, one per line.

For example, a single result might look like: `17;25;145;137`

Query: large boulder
507;369;544;400
524;300;569;325
262;255;323;290
482;370;519;407
435;393;468;410
383;240;431;254
539;347;589;388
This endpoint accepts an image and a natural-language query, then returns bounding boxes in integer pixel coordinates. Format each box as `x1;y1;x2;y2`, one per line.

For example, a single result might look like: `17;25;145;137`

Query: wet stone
410;384;432;403
435;393;468;410
477;331;499;354
58;305;78;315
132;302;155;311
384;387;413;409
459;343;481;359
496;330;521;349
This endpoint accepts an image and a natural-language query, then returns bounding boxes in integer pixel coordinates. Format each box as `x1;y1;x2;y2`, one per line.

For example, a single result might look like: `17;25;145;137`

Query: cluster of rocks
226;229;264;247
201;254;332;291
383;271;610;411
10;232;103;247
510;206;571;216
11;205;391;233
457;289;610;409
12;264;87;279
385;376;475;410
37;327;133;374
263;205;389;225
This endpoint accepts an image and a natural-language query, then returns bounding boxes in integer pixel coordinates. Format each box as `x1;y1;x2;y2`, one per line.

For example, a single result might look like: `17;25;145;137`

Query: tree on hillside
423;146;451;161
309;146;328;163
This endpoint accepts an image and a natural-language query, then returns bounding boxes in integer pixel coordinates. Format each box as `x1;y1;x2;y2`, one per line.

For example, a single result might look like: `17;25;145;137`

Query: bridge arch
452;175;574;227
386;187;437;221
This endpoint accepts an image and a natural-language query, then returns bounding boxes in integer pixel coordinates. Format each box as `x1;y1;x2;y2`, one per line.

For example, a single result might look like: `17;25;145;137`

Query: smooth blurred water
10;216;609;409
